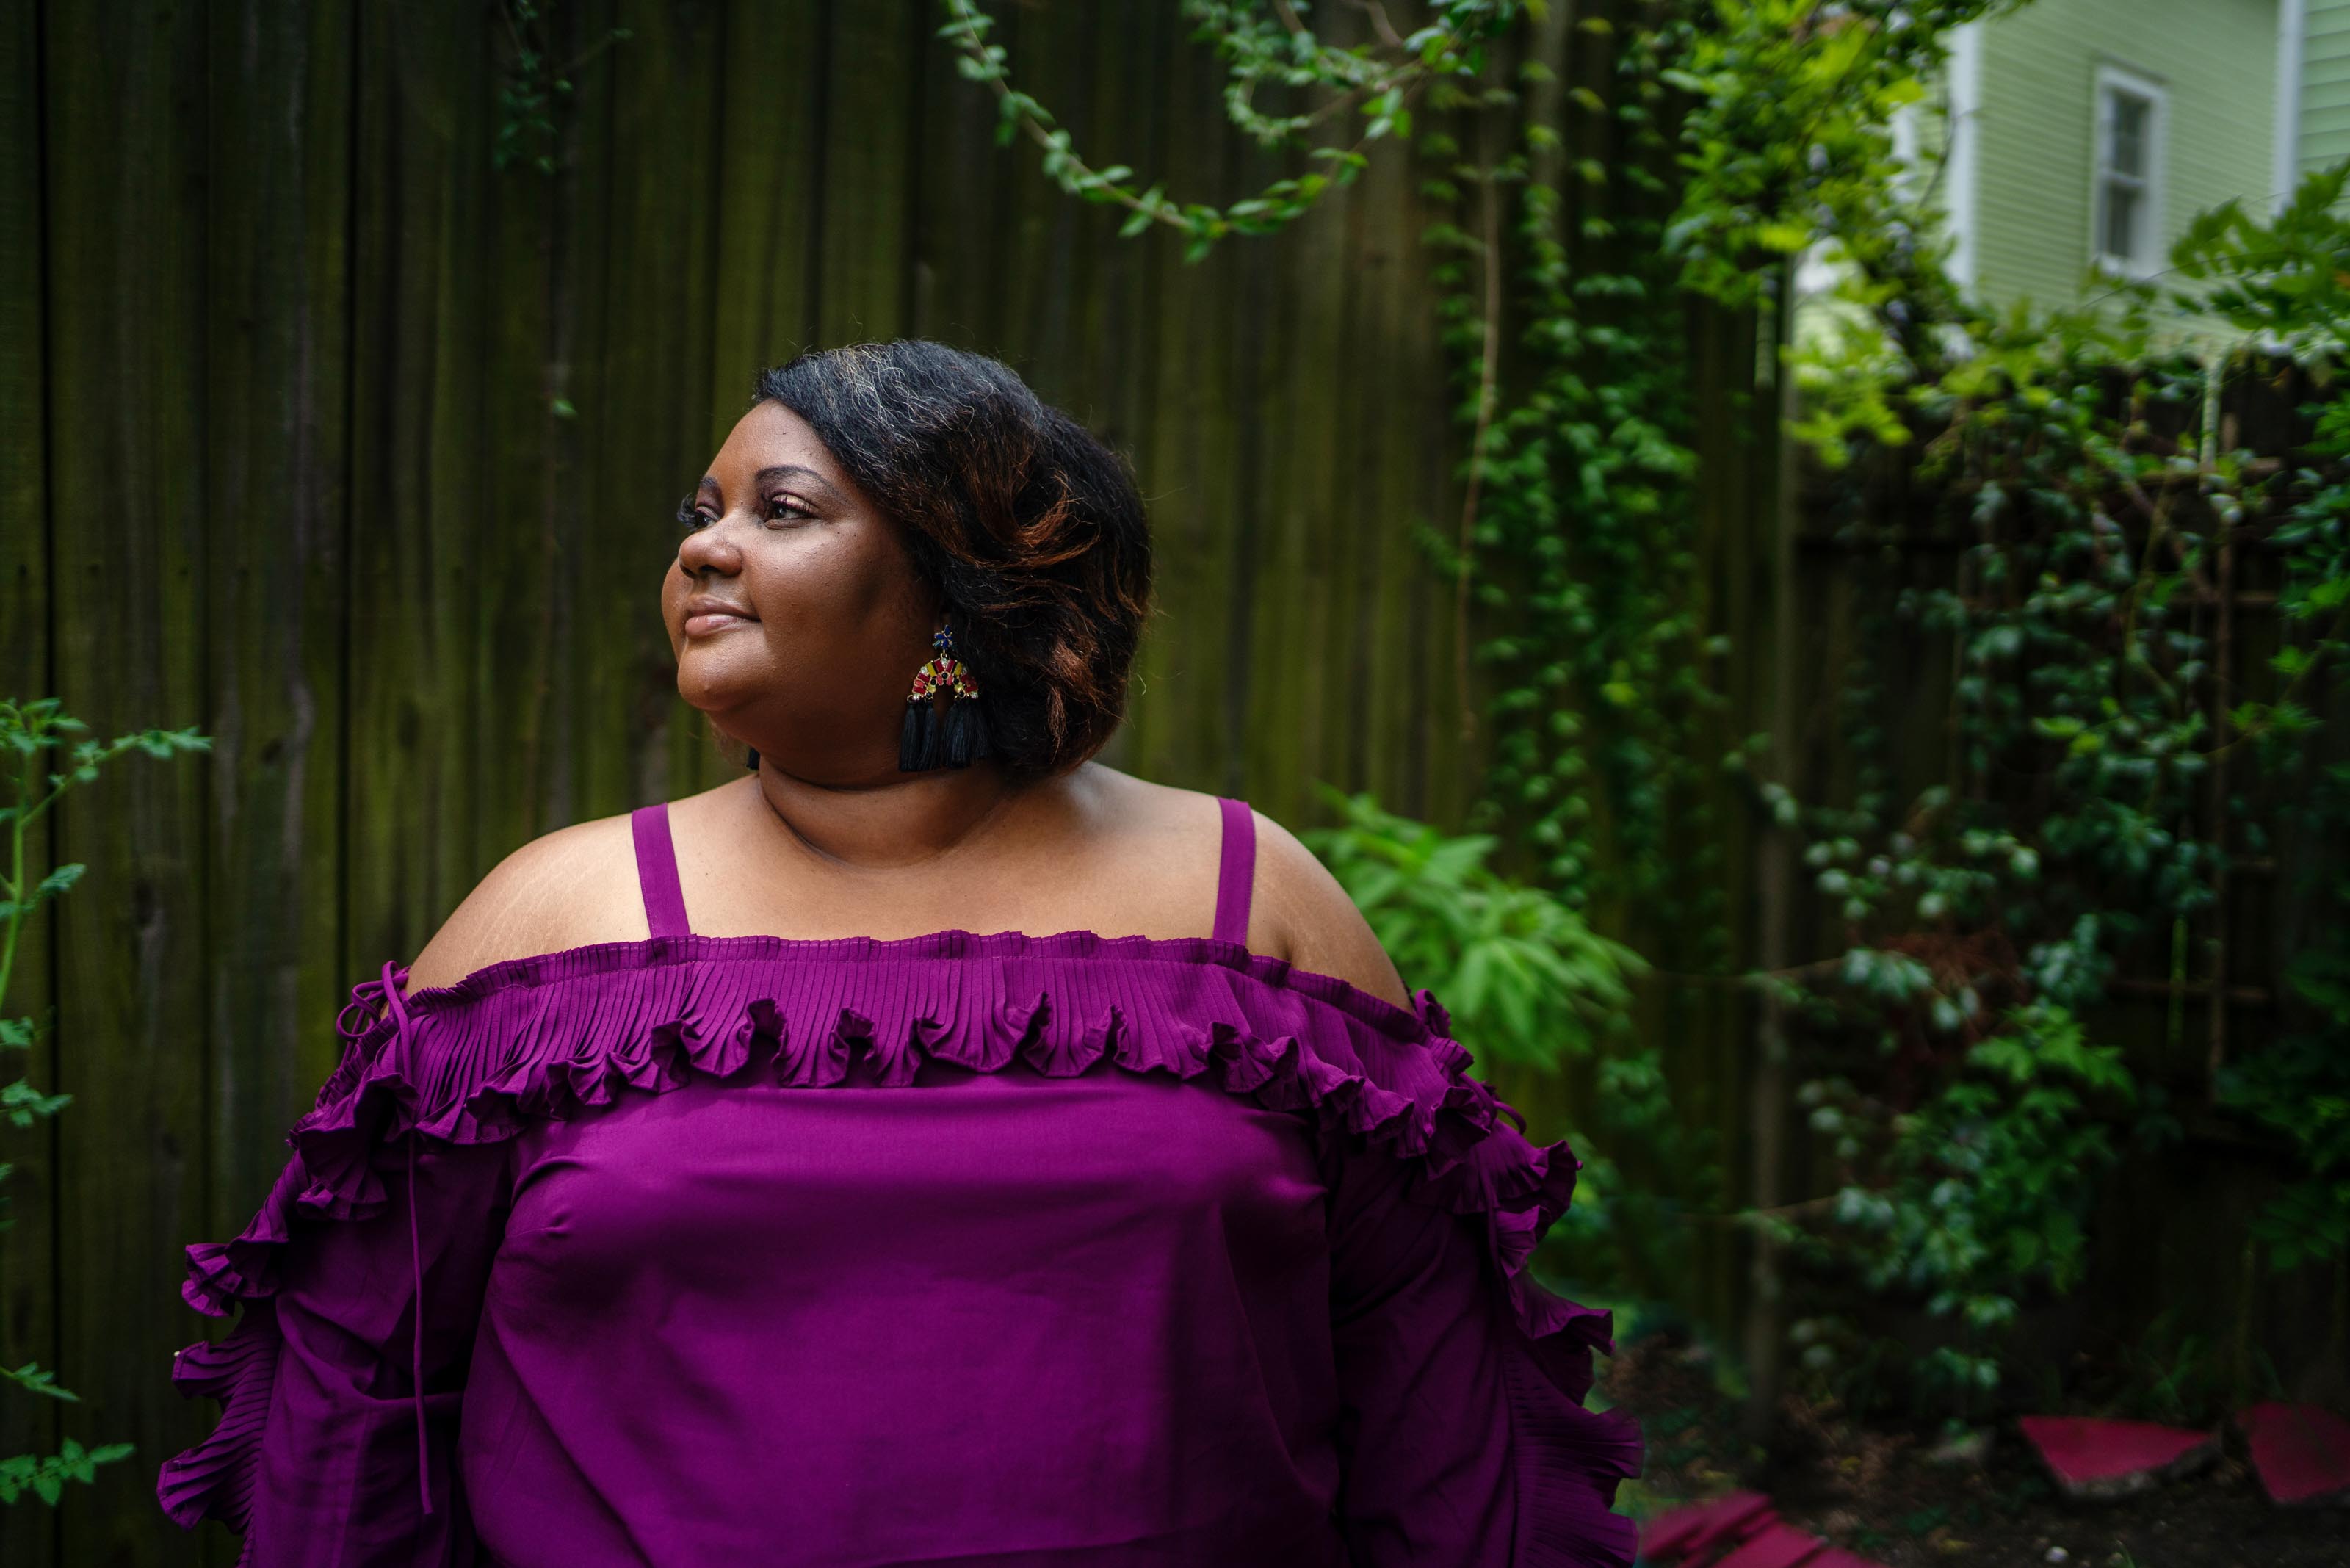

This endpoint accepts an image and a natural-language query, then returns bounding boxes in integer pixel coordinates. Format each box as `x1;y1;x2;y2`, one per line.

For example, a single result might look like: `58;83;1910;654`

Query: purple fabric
159;798;1641;1567
1210;795;1254;945
629;804;692;941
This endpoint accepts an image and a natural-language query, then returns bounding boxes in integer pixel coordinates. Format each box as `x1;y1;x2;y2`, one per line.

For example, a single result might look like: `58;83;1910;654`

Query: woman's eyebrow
756;464;849;507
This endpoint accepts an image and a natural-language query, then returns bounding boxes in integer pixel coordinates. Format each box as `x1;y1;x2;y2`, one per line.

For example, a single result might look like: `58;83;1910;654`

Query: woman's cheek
662;575;703;656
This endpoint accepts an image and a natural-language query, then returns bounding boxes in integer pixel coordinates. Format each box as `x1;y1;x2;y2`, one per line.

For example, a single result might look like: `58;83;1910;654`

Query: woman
158;341;1641;1565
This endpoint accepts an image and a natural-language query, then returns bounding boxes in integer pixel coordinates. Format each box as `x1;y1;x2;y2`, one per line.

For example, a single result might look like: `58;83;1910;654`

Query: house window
2092;65;2166;277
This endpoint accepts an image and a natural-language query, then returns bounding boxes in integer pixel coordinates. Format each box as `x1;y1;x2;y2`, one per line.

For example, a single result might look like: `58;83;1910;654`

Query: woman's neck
742;760;1026;872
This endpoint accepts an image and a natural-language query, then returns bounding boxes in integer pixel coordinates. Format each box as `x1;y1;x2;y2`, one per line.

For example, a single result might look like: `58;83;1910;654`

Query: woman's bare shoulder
1246;805;1410;1011
1077;765;1409;1011
397;811;645;995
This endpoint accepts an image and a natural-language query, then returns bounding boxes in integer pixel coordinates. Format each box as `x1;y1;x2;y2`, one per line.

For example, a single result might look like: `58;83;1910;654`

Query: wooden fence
0;1;1544;1559
0;1;2334;1564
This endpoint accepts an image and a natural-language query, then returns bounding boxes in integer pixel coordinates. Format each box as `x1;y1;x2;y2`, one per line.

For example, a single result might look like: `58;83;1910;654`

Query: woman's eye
675;496;717;533
764;495;814;524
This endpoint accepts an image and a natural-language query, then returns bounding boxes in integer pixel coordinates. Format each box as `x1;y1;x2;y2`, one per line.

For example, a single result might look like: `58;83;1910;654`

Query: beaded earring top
900;623;991;770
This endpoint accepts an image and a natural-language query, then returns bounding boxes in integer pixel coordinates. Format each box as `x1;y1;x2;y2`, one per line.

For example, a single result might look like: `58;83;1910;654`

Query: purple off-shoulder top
159;797;1641;1566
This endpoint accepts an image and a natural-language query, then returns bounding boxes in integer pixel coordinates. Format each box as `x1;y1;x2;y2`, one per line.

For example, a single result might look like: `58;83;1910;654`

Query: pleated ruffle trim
159;930;1642;1555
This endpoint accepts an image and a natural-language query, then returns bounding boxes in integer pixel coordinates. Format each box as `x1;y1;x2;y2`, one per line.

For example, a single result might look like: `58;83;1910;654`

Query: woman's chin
676;657;774;713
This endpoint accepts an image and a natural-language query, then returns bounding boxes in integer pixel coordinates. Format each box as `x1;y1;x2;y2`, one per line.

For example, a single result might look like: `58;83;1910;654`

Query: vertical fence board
997;0;1096;397
44;0;212;1558
0;0;56;1556
1072;7;1159;457
538;0;625;818
200;0;359;1366
910;0;1010;353
478;9;570;844
708;0;825;445
1395;114;1465;828
814;0;920;347
593;0;726;809
1070;0;1176;780
1335;138;1399;798
344;0;496;984
1129;19;1243;795
1241;97;1344;833
1068;29;1132;433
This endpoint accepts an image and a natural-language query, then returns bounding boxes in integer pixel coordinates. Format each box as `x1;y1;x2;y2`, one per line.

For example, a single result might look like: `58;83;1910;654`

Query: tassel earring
900;622;990;771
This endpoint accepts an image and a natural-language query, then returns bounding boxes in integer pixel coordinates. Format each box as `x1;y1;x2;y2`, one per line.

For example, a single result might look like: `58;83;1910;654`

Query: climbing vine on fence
0;700;206;1503
1431;0;2016;930
936;0;1520;260
1420;18;1713;929
1769;142;2350;1416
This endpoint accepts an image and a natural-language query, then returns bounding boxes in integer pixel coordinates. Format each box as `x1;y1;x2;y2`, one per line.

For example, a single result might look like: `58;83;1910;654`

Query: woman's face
663;399;937;781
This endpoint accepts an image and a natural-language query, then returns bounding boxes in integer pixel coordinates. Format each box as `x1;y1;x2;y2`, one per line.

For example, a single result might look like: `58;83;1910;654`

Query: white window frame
2090;62;2168;281
1946;22;1985;291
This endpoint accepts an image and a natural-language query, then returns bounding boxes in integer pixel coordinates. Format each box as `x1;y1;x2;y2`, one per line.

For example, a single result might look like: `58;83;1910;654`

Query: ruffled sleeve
1321;989;1642;1568
158;962;511;1566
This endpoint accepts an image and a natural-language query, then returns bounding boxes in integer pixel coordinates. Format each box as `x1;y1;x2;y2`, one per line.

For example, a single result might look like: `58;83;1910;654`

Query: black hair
752;341;1155;781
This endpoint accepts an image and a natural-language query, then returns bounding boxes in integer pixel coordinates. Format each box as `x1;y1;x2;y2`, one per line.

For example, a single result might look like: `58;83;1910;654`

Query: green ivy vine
1766;139;2350;1416
0;700;208;1503
492;0;632;176
936;0;1520;261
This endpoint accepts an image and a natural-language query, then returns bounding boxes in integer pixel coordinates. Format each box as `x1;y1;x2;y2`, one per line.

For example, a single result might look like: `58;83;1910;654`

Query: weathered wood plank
911;0;1012;351
708;0;824;436
814;0;920;347
997;0;1100;393
343;0;495;975
1129;12;1244;797
1075;0;1174;782
522;0;623;827
477;0;589;842
1068;1;1160;480
200;0;358;1373
1242;5;1401;837
1332;84;1394;799
0;0;57;1556
1398;83;1475;832
1246;89;1350;834
592;0;726;808
43;0;212;1557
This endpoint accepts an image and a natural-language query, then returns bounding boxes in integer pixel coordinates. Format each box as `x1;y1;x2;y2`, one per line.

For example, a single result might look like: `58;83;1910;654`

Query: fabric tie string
374;958;435;1520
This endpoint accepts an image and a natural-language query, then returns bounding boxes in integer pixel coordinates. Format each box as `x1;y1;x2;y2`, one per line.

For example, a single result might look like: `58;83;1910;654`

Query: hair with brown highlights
752;341;1156;782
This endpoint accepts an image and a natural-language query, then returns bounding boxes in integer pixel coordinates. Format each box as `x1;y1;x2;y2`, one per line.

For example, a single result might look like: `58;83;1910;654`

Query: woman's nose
676;513;742;574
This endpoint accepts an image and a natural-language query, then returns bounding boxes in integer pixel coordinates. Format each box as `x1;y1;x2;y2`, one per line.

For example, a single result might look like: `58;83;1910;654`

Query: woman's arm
163;842;552;1560
1258;806;1642;1565
162;1120;513;1562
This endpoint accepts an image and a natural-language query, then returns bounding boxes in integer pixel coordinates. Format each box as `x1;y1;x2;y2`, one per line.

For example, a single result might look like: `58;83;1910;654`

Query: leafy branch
0;1439;137;1508
492;0;632;176
1299;781;1645;1064
935;0;1522;261
0;696;210;1504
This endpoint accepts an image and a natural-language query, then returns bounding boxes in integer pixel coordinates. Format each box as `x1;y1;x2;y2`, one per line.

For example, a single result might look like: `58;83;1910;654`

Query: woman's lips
684;611;758;637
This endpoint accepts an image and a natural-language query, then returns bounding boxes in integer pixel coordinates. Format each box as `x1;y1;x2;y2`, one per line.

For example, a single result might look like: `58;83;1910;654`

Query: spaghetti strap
631;802;693;940
1210;796;1256;947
